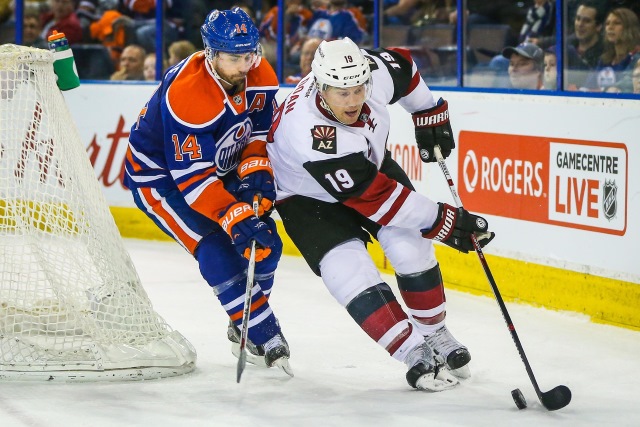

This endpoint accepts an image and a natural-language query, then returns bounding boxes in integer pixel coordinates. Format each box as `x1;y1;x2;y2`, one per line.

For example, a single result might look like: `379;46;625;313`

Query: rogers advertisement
458;131;627;236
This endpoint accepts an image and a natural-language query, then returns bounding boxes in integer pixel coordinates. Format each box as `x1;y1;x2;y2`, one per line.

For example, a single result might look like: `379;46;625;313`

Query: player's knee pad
396;264;446;333
377;226;437;275
319;240;383;306
346;282;424;362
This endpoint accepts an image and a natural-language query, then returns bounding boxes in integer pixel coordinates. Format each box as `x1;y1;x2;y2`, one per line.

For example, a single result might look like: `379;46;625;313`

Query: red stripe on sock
359;301;408;342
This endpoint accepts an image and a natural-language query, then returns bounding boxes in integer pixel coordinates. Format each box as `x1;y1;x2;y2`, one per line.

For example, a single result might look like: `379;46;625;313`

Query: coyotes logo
311;125;337;154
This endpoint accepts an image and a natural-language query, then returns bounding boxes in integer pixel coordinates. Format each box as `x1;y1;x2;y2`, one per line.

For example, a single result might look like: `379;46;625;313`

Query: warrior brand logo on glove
414;110;449;128
431;205;456;241
412;98;455;164
422;202;494;253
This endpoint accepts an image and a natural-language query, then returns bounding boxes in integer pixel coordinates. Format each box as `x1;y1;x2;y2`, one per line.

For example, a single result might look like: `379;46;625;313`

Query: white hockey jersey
267;47;442;231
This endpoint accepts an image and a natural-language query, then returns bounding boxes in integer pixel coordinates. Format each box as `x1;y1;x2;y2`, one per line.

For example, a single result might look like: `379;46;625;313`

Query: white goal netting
0;44;196;381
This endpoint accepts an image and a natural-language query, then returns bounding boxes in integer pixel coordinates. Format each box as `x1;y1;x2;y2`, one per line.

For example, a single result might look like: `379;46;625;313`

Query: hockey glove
412;98;455;163
421;203;495;253
237;156;276;216
218;202;274;261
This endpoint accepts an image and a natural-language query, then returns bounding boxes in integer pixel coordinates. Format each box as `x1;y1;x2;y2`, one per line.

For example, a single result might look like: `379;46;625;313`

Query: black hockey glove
421;203;495;253
412;98;455;163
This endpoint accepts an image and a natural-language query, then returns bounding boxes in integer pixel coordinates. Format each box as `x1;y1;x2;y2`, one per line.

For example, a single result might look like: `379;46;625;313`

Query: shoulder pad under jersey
247;57;279;90
166;52;225;128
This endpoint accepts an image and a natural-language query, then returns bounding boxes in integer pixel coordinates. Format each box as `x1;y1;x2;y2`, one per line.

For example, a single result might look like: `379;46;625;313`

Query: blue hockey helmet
201;8;260;55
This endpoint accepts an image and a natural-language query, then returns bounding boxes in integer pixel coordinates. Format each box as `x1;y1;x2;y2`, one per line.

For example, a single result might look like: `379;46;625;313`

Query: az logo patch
311;125;337;154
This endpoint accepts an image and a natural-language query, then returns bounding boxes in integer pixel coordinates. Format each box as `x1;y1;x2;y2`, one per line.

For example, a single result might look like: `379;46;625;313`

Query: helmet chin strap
212;67;234;88
204;48;236;89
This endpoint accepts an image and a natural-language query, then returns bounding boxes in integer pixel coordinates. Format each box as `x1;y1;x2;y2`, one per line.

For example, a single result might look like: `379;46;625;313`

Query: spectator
143;52;157;81
123;0;182;54
569;0;605;69
583;7;640;91
632;60;640;93
382;0;456;25
89;7;134;66
502;42;544;89
258;0;313;66
543;47;557;90
0;0;10;24
41;0;83;44
23;10;48;48
76;0;99;42
285;37;322;84
110;44;145;80
307;0;367;44
519;0;555;45
0;0;13;45
259;0;312;45
564;0;606;89
167;39;197;68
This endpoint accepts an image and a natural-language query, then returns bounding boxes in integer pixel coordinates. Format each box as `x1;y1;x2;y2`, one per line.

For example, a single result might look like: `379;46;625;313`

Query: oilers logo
602;180;617;220
216;120;252;175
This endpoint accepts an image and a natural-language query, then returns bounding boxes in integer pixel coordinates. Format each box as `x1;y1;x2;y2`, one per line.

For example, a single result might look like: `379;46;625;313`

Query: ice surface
1;239;639;427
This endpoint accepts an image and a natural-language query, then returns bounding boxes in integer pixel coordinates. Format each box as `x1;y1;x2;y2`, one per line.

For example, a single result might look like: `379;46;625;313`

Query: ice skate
228;320;267;367
405;342;458;391
228;321;293;376
425;325;471;379
263;332;294;377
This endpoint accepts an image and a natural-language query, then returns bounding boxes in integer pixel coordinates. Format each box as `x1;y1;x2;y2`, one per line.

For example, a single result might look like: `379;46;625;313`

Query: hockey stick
236;196;260;383
433;145;572;411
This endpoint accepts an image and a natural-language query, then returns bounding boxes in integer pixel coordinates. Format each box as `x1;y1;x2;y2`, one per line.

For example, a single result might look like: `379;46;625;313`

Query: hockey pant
132;186;283;346
319;227;446;362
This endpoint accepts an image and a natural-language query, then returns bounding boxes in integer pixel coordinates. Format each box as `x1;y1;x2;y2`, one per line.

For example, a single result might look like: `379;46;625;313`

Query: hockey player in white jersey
267;38;495;391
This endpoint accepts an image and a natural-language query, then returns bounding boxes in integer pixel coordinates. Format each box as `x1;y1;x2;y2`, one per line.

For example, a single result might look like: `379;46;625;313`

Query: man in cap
502;42;544;89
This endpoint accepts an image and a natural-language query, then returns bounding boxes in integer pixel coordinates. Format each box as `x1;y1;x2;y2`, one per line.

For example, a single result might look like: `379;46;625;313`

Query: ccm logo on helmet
415;111;449;127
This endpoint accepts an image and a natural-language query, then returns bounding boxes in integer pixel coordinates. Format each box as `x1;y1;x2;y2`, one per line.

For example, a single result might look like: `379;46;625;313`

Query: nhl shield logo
311;125;337;154
602;180;617;220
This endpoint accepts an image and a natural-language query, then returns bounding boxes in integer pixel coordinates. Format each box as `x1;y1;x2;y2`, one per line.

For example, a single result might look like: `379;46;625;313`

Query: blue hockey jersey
125;52;278;221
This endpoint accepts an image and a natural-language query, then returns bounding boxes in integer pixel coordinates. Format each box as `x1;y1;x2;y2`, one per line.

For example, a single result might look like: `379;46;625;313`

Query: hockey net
0;44;196;381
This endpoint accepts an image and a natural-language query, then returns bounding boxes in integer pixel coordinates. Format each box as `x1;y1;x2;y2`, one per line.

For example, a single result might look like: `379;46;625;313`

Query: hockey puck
511;388;527;410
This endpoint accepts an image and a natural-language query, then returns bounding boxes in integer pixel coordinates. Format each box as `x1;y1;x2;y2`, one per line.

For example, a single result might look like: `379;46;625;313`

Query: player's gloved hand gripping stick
433;145;571;411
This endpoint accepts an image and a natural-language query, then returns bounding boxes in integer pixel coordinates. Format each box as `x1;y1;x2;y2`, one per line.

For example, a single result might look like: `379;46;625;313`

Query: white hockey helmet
311;37;371;90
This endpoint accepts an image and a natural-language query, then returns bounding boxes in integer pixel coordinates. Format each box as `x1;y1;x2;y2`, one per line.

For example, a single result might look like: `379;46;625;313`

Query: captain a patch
311;125;337;154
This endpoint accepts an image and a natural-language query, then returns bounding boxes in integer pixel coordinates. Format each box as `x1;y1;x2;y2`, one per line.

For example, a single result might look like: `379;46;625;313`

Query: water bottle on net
47;30;81;91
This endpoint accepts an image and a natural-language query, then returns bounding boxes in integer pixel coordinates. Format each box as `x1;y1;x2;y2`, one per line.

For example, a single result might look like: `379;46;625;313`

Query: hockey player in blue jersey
124;8;292;375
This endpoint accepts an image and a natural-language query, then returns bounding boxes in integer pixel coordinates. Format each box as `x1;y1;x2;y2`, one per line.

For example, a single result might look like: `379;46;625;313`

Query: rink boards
62;84;640;330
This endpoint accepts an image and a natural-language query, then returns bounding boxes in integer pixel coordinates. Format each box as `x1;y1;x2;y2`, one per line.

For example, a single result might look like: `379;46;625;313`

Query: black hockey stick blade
540;385;572;411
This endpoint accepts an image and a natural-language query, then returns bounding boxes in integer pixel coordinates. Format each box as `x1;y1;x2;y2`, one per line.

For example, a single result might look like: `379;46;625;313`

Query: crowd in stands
0;0;200;80
0;0;638;92
387;0;640;93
